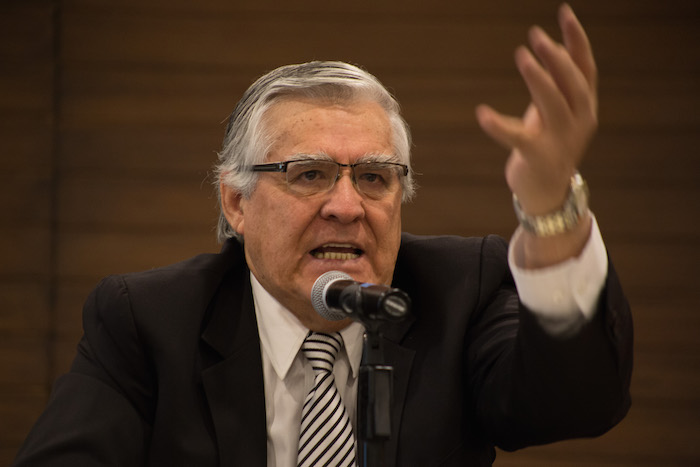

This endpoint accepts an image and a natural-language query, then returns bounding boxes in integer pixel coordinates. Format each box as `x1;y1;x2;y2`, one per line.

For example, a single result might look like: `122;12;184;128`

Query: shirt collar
250;272;364;380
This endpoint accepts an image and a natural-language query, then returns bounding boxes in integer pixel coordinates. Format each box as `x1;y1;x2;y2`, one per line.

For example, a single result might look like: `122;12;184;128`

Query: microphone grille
311;271;353;321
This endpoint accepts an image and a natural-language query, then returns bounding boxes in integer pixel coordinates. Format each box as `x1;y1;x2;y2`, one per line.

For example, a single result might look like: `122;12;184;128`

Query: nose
319;169;365;223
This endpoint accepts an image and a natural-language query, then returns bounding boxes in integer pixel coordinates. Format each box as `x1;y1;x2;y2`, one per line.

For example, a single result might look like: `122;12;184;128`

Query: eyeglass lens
285;160;402;198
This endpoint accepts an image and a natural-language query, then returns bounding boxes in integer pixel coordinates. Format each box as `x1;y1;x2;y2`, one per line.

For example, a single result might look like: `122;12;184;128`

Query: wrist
513;171;589;237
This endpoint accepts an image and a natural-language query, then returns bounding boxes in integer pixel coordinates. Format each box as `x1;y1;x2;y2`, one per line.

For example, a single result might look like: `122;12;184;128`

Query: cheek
368;200;402;275
241;197;287;269
376;198;402;237
248;197;317;260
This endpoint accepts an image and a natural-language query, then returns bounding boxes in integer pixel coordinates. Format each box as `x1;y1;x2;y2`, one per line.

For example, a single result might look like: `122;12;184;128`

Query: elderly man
14;4;631;466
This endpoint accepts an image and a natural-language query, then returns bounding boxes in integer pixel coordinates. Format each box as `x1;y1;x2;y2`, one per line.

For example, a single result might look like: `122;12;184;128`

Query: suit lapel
200;247;267;467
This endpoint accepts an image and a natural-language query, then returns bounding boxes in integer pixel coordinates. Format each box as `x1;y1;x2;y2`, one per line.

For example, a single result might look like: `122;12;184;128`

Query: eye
358;171;384;184
291;168;326;185
300;169;321;181
287;161;333;188
356;163;396;187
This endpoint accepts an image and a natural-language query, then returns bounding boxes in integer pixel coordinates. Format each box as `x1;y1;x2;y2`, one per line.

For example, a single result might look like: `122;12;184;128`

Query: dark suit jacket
14;233;633;466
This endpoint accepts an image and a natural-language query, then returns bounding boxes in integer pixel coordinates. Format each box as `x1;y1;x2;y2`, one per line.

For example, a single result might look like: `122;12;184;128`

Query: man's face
221;97;403;331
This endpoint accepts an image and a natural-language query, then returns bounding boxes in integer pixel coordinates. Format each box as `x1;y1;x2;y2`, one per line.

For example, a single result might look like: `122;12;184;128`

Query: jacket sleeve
466;235;632;451
13;275;154;466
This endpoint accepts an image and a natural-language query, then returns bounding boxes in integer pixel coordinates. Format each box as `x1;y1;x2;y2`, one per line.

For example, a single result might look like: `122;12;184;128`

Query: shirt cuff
508;213;608;334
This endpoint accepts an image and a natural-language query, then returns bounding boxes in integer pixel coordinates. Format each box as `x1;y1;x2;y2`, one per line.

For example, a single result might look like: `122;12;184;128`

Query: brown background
2;0;699;465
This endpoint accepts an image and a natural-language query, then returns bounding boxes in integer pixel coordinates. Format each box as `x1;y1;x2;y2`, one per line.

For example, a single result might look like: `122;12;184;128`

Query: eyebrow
283;153;332;162
356;153;401;164
283;153;399;164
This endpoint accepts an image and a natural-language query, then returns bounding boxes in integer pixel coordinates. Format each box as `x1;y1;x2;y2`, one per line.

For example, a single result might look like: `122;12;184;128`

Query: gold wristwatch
512;172;589;237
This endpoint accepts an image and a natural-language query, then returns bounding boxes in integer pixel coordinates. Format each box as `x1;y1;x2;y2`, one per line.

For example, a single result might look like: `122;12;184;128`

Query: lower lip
306;253;365;272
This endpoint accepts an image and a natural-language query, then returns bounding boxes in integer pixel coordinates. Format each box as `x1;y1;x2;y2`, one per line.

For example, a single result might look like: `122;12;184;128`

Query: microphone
311;271;411;323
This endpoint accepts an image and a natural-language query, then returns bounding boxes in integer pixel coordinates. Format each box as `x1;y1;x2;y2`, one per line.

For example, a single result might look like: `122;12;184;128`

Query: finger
528;25;594;116
559;3;598;92
475;104;528;150
515;44;571;130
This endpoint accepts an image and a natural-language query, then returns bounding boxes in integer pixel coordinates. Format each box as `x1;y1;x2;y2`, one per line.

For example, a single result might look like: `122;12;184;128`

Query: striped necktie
297;332;356;467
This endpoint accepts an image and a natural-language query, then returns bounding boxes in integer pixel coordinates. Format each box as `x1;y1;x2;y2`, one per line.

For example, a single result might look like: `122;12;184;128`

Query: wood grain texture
0;2;56;465
1;0;699;464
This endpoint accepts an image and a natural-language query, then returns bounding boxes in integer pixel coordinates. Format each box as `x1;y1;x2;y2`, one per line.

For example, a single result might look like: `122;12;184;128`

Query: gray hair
214;61;416;243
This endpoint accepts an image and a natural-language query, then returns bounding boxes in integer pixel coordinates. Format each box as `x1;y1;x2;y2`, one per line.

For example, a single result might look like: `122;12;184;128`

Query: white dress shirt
509;214;608;335
251;276;365;467
251;215;608;467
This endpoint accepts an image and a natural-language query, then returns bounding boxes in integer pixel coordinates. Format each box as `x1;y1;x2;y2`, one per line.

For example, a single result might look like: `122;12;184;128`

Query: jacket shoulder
85;239;248;345
398;232;508;266
394;232;512;308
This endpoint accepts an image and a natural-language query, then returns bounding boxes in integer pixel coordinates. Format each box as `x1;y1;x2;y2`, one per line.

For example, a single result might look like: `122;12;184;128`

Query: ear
220;182;246;236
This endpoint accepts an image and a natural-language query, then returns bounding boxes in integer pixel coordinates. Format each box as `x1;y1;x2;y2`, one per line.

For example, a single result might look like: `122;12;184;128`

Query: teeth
313;251;359;260
312;243;361;260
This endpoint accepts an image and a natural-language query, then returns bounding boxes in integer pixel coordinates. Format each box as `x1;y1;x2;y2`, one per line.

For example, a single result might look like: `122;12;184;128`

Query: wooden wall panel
62;0;700;17
56;5;700;74
0;1;56;464
1;0;699;464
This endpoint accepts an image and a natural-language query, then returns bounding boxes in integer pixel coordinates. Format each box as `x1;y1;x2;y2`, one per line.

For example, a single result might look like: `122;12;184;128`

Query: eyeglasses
249;159;409;199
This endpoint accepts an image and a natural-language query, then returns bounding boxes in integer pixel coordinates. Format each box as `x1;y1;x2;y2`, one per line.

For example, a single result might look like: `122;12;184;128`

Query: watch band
513;172;589;237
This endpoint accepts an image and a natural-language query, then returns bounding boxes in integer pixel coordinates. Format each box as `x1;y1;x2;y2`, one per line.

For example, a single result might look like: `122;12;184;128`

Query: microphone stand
312;272;410;466
358;321;392;467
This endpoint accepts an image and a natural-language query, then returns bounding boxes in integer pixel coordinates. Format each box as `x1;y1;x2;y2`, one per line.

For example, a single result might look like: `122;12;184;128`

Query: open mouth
310;243;363;260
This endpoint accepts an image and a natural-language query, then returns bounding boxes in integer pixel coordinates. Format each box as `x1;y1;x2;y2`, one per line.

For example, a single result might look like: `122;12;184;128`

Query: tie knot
301;332;342;374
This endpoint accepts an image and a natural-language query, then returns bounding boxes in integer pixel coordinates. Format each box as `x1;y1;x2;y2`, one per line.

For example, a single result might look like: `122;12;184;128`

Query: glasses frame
248;159;409;197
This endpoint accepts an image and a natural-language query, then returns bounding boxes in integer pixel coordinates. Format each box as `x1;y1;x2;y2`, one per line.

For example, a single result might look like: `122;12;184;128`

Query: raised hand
476;3;597;218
